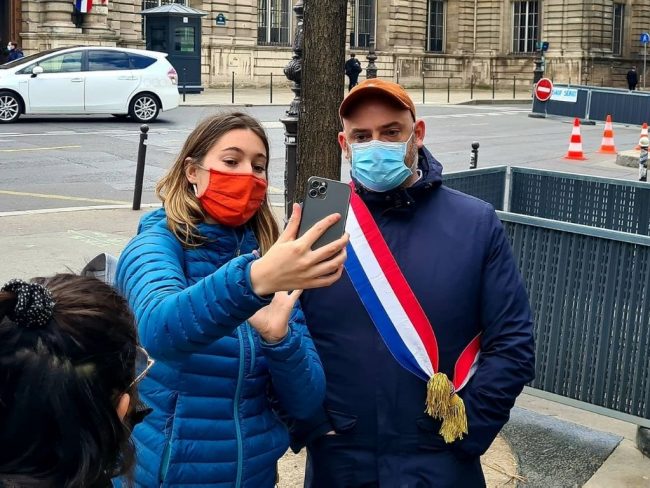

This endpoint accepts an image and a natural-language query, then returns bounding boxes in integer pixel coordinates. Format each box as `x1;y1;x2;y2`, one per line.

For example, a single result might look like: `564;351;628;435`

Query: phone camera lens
308;188;319;198
318;185;327;195
310;180;321;189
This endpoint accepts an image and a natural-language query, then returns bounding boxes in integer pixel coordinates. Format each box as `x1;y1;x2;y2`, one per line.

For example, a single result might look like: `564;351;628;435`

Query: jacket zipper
245;322;256;375
234;229;245;256
234;328;245;488
159;392;179;485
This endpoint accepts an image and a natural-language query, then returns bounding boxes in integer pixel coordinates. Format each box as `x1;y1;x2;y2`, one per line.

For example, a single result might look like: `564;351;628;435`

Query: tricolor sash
344;189;481;442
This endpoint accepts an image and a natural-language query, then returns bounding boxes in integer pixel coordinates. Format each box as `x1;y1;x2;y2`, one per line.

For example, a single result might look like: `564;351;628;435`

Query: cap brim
339;86;412;118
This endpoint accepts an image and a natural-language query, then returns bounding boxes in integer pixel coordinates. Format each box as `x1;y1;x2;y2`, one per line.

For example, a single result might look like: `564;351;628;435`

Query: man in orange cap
285;79;535;487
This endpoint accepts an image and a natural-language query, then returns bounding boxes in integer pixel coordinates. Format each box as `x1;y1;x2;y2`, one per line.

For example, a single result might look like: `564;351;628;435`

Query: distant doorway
0;0;21;61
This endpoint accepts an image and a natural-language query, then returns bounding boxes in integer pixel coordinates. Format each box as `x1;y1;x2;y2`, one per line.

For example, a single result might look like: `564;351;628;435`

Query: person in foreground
0;274;149;488
288;79;536;487
115;112;348;487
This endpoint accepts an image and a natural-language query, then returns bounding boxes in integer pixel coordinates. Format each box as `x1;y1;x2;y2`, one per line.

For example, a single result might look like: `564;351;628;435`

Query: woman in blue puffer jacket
114;113;349;487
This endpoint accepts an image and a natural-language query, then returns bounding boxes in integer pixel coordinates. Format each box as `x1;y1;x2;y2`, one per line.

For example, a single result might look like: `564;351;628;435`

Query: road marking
0;190;128;205
0;145;81;153
0;203;160;217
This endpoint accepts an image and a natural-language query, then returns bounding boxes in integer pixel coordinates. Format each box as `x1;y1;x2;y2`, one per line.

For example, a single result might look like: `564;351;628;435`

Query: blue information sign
216;13;226;26
641;32;650;44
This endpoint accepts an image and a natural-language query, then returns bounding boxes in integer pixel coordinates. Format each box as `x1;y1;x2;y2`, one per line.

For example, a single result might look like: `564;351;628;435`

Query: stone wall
16;0;650;90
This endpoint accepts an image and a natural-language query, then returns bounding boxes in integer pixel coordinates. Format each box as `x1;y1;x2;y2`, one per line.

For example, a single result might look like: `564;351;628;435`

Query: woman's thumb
277;203;301;243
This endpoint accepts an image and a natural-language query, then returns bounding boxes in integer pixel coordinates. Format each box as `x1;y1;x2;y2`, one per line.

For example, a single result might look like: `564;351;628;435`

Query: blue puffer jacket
114;209;325;487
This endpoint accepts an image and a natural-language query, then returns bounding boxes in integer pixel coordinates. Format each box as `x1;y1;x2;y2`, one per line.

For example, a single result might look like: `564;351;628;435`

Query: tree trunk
294;0;348;204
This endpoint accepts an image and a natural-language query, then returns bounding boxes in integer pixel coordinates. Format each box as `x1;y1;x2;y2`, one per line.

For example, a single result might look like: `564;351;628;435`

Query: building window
512;1;539;53
613;3;624;55
427;0;445;52
257;0;291;46
142;0;186;10
350;0;375;48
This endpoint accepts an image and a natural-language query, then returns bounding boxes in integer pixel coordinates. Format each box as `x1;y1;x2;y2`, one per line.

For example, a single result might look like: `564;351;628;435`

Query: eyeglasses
129;346;155;389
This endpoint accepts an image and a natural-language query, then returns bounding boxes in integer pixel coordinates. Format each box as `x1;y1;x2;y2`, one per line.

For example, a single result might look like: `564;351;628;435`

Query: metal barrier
500;211;650;425
510;167;650;235
442;166;507;211
532;84;650;124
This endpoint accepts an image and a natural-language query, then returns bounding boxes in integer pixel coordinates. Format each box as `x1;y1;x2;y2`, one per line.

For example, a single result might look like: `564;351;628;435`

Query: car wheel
129;94;160;123
0;91;21;123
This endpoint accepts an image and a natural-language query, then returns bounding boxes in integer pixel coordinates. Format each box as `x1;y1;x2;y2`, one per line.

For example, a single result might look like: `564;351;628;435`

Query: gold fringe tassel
425;372;451;418
439;394;468;443
425;373;469;443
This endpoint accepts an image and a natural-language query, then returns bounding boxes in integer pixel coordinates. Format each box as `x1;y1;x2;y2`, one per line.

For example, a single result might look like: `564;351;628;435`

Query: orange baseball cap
339;78;416;120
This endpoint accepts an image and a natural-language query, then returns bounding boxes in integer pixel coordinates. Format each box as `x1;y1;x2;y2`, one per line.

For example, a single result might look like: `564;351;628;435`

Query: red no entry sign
535;78;553;102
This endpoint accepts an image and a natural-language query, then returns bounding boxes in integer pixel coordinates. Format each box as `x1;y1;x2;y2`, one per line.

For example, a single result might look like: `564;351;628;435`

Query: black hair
0;274;138;487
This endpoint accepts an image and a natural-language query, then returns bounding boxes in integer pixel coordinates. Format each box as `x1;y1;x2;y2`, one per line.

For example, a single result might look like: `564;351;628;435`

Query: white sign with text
551;87;578;103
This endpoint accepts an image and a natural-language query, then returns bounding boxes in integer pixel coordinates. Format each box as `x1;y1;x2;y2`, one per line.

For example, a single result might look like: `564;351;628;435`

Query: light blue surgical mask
349;132;415;192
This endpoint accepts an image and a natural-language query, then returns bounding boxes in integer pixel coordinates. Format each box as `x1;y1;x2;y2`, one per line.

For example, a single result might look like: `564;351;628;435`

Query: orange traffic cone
564;118;587;161
635;123;648;150
598;115;617;154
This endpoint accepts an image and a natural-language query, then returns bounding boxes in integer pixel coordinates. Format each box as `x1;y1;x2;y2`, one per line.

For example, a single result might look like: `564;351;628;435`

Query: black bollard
182;67;187;103
470;75;474;100
231;71;235;104
492;77;495;99
132;124;149;211
513;76;516;99
422;72;425;104
270;72;273;104
469;141;480;169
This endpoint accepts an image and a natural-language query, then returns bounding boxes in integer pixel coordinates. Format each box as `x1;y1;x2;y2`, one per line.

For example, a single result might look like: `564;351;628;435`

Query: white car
0;46;180;123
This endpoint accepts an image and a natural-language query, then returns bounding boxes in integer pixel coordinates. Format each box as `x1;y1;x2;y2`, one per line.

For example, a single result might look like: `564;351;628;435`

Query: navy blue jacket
115;209;325;487
291;148;535;486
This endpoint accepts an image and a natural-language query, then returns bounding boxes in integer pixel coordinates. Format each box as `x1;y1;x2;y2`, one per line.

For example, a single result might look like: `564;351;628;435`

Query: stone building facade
2;0;648;89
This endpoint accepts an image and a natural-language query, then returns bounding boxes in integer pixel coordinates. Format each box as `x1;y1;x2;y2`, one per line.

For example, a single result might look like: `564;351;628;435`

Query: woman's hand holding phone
249;204;349;296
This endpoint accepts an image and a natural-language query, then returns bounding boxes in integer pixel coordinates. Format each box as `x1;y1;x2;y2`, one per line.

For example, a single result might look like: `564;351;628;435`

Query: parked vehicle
0;46;180;123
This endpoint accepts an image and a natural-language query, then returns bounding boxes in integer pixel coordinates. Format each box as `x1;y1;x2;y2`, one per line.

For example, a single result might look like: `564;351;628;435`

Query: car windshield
0;47;70;69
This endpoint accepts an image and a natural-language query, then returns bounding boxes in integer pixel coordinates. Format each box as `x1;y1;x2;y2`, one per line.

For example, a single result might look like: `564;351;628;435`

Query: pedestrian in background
345;53;363;92
6;41;23;62
115;112;348;487
0;273;150;488
627;67;639;91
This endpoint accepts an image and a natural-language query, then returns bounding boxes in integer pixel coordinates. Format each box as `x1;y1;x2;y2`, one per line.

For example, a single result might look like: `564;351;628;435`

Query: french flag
75;0;93;13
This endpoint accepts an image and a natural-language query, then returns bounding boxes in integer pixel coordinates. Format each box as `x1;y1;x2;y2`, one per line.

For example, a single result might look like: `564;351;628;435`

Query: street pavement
1;88;649;486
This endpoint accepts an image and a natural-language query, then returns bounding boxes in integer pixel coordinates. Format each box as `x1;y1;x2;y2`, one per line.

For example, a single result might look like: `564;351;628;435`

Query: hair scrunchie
1;279;55;328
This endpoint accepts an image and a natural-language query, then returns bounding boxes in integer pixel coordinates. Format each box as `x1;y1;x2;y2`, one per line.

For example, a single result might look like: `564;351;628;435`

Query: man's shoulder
437;185;495;214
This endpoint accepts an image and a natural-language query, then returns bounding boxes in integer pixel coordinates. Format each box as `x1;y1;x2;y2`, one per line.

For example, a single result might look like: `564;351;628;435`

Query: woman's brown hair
156;112;280;253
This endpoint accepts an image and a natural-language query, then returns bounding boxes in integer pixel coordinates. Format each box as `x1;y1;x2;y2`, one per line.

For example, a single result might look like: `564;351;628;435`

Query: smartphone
297;176;351;250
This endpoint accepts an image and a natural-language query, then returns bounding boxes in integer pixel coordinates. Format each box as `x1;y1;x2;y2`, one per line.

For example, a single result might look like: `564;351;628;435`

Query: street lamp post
366;38;378;79
281;0;304;221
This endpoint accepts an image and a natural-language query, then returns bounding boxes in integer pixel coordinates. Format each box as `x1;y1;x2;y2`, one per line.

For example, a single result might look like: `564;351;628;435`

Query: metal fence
500;212;650;424
442;166;507;211
531;84;650;125
510;167;650;236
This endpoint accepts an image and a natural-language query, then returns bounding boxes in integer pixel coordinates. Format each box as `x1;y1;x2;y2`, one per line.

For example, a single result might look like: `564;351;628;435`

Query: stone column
82;4;112;34
42;0;77;31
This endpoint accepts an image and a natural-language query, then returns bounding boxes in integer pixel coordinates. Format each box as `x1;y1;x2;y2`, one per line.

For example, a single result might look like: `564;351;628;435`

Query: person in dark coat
345;53;363;92
627;67;638;91
283;79;536;488
6;42;23;62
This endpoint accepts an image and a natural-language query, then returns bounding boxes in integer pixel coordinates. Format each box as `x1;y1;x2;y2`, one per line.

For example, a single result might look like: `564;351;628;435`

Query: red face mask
197;169;268;227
